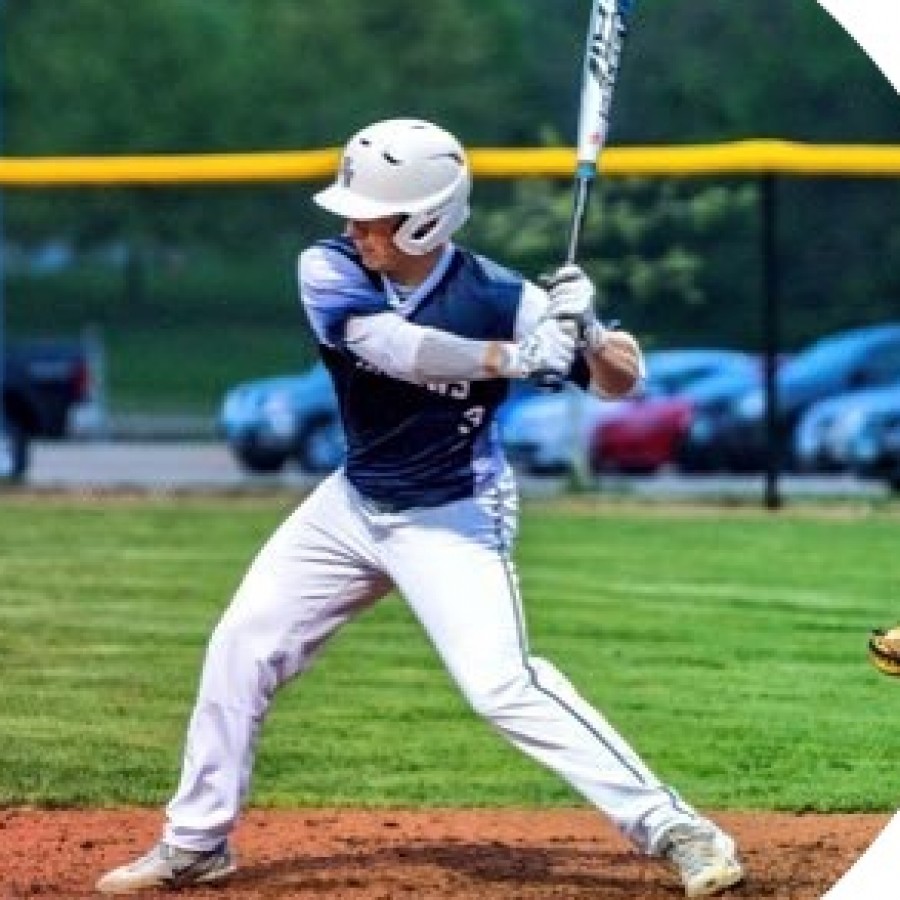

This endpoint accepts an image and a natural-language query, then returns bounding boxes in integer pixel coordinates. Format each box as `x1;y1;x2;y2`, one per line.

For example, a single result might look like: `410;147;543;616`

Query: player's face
346;216;407;273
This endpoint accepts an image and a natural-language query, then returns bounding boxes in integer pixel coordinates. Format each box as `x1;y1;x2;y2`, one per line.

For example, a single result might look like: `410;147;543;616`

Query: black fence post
0;0;8;479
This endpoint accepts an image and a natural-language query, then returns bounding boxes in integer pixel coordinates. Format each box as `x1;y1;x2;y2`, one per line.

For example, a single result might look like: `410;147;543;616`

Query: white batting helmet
313;118;471;255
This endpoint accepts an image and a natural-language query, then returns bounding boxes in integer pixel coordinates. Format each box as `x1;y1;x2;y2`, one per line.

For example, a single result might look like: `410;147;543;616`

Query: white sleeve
345;313;515;383
345;313;422;381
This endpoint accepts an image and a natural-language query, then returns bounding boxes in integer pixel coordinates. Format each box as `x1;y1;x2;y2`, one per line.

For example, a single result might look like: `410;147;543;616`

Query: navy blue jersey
298;237;587;510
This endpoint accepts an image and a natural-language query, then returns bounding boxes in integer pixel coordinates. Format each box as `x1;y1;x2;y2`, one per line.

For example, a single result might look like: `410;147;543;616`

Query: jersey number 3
459;405;485;435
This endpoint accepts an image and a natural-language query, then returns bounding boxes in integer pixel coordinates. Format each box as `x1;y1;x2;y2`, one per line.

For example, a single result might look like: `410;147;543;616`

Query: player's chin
357;249;387;272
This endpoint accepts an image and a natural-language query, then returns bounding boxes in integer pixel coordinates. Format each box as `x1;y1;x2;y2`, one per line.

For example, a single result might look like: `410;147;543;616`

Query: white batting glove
542;264;606;351
506;317;578;379
543;264;594;317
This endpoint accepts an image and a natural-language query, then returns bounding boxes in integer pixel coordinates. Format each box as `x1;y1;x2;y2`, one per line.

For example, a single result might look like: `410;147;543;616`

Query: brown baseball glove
868;625;900;677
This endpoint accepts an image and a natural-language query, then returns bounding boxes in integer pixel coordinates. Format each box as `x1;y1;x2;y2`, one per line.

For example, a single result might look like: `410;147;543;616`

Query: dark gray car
679;323;900;472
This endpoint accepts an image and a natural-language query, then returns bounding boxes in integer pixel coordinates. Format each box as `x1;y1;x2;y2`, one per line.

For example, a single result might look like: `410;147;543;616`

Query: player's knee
204;616;250;676
462;667;533;720
203;620;296;702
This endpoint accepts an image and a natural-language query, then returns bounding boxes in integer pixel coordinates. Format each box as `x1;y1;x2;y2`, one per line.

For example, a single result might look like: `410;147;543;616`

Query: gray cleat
96;841;236;894
661;822;745;898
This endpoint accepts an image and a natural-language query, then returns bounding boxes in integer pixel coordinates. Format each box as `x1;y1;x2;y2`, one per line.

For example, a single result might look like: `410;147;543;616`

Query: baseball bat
566;0;634;264
534;0;635;389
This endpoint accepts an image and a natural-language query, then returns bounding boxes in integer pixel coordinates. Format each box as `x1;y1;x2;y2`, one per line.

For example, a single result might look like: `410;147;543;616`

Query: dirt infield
0;807;889;899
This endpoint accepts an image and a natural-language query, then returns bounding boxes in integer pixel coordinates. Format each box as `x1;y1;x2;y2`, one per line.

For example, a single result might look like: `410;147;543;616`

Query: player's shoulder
298;236;379;292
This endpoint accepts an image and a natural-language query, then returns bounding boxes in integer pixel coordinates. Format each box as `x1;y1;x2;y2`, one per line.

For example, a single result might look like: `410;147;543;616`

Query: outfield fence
2;141;899;506
1;140;900;184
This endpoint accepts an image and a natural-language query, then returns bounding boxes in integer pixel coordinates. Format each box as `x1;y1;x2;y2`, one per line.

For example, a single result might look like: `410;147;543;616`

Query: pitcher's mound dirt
0;807;888;899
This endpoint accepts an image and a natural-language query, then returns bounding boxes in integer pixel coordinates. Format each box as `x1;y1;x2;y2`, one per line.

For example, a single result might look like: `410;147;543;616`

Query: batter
96;118;744;899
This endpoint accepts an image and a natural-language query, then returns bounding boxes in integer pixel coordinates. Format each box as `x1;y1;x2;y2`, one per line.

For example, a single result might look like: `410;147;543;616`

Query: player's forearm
345;313;523;383
581;324;646;399
417;329;529;379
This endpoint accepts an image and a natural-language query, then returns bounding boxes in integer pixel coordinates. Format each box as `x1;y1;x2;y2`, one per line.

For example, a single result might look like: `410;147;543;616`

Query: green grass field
1;494;899;813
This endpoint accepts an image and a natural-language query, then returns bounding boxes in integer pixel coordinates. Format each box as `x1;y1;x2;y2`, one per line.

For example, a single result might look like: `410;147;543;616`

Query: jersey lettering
426;381;470;399
355;357;382;375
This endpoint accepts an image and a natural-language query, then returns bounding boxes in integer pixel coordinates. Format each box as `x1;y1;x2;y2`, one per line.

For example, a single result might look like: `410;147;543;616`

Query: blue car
218;363;344;474
220;347;760;477
681;323;900;472
834;385;900;490
637;348;759;396
793;381;900;473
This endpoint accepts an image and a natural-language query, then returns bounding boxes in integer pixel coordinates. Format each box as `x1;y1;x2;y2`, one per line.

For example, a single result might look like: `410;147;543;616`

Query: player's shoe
660;822;744;898
95;840;236;894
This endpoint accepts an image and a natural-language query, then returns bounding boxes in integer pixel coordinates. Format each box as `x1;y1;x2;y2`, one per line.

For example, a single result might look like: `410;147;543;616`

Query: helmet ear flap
409;217;438;241
390;214;439;248
392;189;470;256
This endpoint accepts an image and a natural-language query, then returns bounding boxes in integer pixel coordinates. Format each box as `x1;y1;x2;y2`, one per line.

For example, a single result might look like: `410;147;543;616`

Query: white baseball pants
164;470;699;854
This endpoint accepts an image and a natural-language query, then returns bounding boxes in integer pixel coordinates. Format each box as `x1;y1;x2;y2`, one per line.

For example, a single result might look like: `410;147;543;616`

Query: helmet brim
313;183;401;221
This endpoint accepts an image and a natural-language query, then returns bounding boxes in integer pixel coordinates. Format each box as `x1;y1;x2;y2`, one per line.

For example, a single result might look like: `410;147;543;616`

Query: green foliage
2;0;532;249
609;0;900;144
1;495;899;811
468;175;759;346
2;0;900;382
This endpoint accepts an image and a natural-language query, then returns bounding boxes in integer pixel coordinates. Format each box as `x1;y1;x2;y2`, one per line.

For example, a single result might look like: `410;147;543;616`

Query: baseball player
96;118;744;898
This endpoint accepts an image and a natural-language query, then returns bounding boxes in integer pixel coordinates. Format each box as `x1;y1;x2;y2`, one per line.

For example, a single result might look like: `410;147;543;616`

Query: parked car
852;422;900;491
220;347;763;479
500;347;756;475
837;387;900;490
2;337;104;481
219;363;343;474
221;361;549;476
221;364;549;475
593;368;760;474
678;324;900;473
638;348;758;396
500;386;627;475
793;382;900;473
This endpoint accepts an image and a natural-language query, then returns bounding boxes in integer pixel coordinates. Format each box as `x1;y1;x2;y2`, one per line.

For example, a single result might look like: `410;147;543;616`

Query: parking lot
20;440;891;501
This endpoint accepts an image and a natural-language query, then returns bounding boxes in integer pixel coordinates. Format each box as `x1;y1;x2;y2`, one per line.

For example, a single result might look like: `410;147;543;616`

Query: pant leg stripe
488;488;652;789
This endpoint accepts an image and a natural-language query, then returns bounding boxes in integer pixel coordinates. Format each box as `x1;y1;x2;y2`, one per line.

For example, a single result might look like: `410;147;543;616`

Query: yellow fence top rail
1;140;899;186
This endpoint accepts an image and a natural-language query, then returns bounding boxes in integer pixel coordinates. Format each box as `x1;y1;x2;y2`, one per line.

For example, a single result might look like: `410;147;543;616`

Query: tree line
3;0;899;353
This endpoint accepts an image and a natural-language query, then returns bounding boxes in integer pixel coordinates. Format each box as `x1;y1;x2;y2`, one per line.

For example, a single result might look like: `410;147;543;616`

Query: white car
838;386;900;490
794;382;900;473
500;385;628;474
